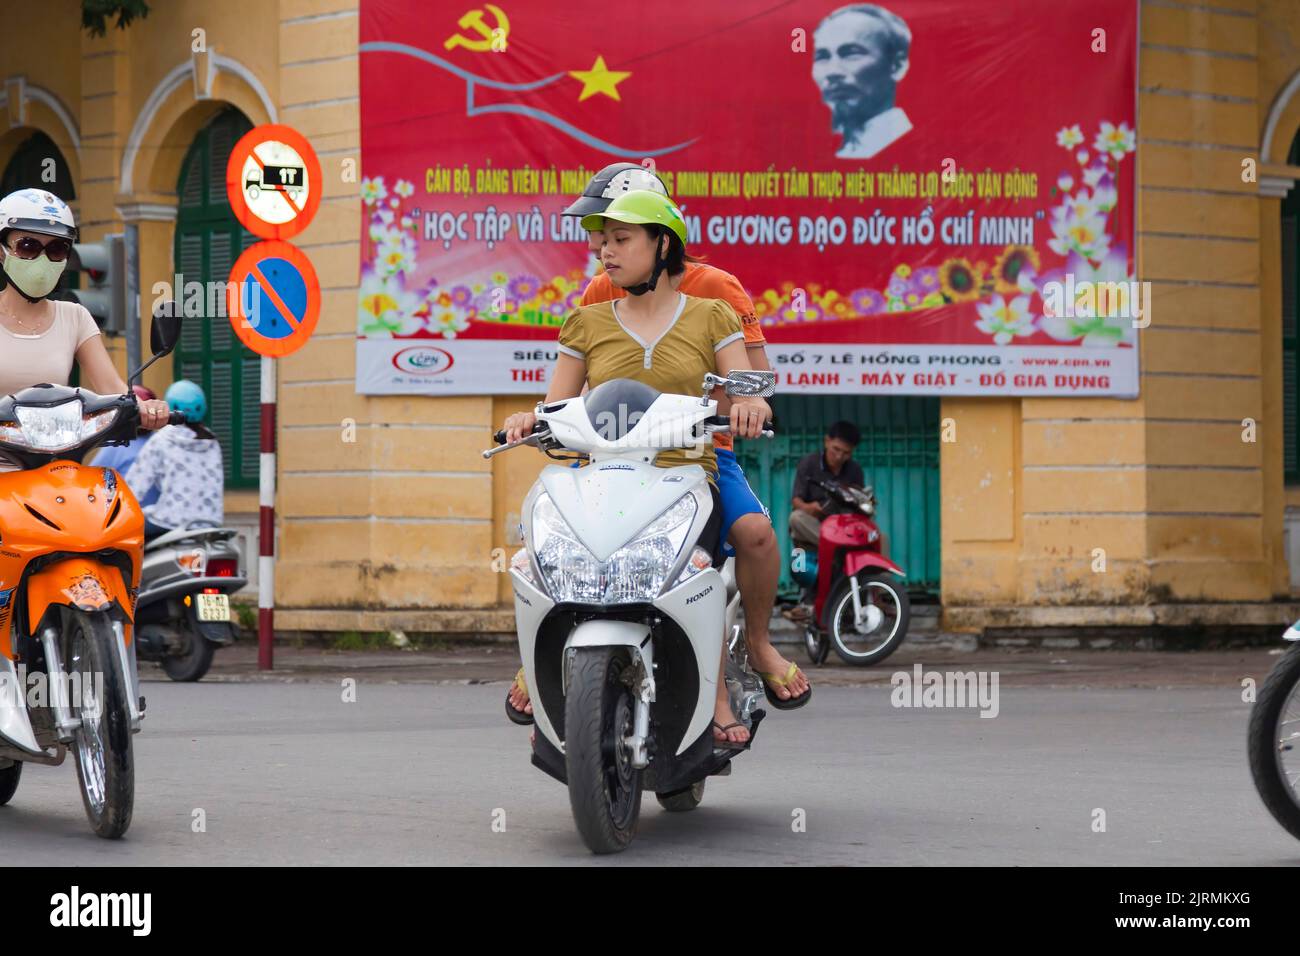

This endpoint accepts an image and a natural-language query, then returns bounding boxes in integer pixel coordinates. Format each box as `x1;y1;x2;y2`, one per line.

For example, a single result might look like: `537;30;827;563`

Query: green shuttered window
173;108;261;489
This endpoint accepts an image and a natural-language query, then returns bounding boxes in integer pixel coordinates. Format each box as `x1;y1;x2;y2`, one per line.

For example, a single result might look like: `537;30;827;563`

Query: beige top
0;300;101;397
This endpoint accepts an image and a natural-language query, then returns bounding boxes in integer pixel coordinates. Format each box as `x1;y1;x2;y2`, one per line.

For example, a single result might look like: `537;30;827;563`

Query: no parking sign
226;240;321;358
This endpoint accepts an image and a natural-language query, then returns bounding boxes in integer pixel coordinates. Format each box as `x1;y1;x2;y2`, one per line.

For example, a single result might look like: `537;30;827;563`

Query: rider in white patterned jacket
124;379;224;537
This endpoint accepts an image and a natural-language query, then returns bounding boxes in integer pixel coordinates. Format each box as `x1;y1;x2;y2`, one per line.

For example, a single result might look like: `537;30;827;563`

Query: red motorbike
790;478;909;666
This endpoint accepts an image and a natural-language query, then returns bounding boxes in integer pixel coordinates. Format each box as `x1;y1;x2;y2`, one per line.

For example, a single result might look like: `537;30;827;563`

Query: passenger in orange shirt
504;164;811;732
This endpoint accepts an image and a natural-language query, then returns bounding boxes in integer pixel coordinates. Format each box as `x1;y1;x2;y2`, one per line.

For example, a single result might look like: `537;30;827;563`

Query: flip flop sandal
505;667;534;726
757;661;812;711
711;720;752;751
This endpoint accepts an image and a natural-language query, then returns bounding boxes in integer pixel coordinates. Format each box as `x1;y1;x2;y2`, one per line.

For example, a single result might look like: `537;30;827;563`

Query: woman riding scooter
505;168;810;731
501;190;781;745
0;188;171;447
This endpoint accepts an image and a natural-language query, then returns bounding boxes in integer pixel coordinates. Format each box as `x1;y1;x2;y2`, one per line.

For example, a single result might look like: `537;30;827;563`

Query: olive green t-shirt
557;294;744;476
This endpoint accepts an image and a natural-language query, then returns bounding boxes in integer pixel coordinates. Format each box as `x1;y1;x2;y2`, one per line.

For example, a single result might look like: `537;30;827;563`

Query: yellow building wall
5;0;1300;632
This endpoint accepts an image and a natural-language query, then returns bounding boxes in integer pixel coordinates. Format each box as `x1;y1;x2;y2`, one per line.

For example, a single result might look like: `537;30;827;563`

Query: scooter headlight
530;492;699;604
0;400;117;453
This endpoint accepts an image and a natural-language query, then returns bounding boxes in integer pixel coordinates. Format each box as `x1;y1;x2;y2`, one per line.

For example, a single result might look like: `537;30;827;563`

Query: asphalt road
1;647;1297;864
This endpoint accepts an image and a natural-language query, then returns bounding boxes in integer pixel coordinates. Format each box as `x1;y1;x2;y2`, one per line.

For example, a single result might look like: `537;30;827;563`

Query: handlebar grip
494;429;508;445
168;411;188;425
704;415;776;434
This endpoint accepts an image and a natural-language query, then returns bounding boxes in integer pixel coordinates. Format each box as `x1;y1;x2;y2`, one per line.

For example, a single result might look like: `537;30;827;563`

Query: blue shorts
715;448;771;557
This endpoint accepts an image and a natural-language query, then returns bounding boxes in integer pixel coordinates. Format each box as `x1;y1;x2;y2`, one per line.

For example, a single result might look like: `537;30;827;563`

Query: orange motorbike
0;314;180;838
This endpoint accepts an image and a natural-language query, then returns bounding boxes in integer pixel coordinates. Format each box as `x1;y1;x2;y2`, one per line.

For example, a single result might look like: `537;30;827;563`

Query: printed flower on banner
449;284;473;307
1047;205;1110;261
1056;125;1084;149
1082;164;1107;189
914;266;940;294
359;271;425;336
975;294;1035;345
1093;121;1136;161
1091;171;1118;213
938;258;982;303
376;232;418;279
394;179;415;199
435;310;471;338
508;275;541;302
360;176;387;207
847;286;889;316
992;245;1041;296
1039;249;1138;347
358;271;402;335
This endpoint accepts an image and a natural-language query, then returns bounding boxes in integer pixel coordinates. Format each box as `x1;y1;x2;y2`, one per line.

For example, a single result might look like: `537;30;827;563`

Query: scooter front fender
26;558;133;640
844;550;906;580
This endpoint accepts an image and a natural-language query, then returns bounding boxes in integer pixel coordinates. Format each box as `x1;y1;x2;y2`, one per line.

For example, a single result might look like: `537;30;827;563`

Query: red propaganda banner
356;0;1138;396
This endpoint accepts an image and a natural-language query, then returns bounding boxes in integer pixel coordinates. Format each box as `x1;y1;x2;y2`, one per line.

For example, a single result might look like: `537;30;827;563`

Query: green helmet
580;190;688;249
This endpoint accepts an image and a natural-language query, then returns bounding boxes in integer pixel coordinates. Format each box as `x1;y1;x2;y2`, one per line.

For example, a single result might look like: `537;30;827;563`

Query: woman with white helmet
0;188;171;470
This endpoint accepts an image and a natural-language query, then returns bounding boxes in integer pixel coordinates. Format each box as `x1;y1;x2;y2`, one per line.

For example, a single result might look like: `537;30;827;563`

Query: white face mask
1;249;66;299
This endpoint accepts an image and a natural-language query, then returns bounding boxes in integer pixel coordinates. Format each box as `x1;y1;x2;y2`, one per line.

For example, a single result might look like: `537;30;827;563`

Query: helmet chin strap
623;228;669;297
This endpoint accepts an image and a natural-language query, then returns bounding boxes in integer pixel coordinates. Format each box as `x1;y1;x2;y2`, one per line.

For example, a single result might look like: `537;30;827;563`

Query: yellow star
568;55;631;102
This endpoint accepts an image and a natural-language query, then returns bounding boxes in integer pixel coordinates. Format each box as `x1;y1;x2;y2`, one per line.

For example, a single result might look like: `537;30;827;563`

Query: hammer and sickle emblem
444;4;510;52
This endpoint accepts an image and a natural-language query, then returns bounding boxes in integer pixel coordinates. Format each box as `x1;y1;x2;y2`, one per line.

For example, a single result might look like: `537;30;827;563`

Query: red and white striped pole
258;354;276;670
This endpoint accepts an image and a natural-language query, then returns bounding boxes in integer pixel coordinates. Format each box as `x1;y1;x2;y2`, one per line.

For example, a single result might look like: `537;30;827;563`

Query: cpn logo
392;346;454;375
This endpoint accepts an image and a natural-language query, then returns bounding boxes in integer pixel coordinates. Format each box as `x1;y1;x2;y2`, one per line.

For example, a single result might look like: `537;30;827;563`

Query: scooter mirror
149;303;182;357
722;369;777;398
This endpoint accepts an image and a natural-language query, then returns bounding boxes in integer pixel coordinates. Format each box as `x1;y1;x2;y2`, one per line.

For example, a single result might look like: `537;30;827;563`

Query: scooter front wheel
1248;641;1300;840
564;646;642;854
66;609;135;839
828;574;910;666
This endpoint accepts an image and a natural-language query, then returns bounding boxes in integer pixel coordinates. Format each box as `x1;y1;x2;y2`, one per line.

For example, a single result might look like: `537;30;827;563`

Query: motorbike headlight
530;492;699;604
0;400;117;453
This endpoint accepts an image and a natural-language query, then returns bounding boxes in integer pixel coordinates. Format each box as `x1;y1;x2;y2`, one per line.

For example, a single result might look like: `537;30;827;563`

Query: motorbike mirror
722;369;777;398
150;304;182;357
128;301;183;385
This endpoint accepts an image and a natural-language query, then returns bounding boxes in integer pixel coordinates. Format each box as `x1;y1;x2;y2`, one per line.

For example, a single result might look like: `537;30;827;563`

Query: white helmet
0;188;78;242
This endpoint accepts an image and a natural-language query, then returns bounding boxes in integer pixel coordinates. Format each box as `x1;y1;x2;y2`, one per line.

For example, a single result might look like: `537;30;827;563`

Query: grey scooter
134;523;247;681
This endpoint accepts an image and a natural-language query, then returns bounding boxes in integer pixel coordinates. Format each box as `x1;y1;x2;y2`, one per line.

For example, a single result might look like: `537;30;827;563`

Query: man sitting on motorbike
501;190;807;744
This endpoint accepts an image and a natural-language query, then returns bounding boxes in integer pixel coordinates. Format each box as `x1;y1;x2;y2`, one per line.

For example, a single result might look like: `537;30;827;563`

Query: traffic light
69;234;126;334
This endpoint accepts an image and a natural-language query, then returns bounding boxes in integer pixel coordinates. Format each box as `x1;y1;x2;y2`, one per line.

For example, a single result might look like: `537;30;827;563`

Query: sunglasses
5;235;73;262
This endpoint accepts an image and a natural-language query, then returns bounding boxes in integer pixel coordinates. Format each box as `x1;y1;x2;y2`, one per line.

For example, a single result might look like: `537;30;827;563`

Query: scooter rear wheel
162;624;215;682
0;760;21;805
804;625;829;665
656;779;705;812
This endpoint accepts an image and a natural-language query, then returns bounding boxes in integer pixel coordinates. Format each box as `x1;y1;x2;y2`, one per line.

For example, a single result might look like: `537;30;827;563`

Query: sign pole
258;355;276;670
224;123;322;671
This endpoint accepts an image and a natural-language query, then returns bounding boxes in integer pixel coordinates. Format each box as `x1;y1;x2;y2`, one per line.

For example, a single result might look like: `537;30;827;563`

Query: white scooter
486;371;775;853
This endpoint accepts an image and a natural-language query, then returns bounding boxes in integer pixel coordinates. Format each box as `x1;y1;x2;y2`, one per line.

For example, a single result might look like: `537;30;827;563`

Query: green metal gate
732;395;941;596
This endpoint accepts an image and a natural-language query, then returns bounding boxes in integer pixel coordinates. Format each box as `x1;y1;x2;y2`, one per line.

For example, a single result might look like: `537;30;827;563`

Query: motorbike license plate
196;593;230;622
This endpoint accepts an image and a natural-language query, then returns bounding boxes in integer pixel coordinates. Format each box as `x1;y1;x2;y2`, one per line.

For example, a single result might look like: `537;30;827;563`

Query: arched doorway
1;131;80;330
1281;130;1299;485
173;107;261;490
0;130;76;200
